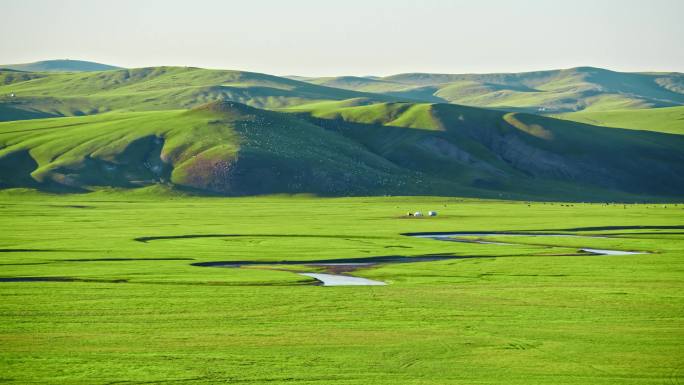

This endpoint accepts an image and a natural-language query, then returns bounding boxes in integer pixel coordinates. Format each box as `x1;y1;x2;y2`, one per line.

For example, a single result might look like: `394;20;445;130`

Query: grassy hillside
557;106;684;134
0;66;393;121
302;76;445;103
0;101;427;196
0;59;121;72
291;101;684;197
1;63;681;200
301;67;684;113
2;99;682;199
3;64;681;121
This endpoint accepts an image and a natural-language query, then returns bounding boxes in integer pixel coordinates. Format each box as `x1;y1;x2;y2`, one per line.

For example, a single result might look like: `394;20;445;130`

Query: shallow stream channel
195;232;646;286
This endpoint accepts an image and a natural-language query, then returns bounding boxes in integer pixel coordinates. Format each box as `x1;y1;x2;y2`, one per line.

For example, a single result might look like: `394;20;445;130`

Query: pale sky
2;0;682;76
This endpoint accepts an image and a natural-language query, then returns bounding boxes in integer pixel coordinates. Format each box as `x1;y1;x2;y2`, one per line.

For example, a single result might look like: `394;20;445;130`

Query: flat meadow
1;191;682;384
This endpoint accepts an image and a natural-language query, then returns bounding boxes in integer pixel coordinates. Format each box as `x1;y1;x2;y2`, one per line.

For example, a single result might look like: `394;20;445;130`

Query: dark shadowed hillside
1;99;682;200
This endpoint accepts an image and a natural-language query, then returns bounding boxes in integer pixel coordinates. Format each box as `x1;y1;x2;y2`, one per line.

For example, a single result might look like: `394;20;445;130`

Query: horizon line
2;58;683;77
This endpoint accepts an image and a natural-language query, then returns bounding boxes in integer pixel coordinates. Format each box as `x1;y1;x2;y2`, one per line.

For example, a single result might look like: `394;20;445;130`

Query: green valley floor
0;191;682;384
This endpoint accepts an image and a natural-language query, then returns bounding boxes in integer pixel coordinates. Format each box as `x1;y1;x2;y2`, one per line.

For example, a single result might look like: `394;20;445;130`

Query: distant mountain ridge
0;59;122;72
0;66;396;121
3;60;683;113
301;67;684;113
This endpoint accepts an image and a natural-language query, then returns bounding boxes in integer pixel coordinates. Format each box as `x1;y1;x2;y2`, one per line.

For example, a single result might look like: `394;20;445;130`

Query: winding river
408;232;643;256
196;231;646;286
299;273;387;286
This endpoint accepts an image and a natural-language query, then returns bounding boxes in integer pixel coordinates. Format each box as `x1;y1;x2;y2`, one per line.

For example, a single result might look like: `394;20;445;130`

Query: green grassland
1;62;683;384
0;192;682;384
557;106;684;134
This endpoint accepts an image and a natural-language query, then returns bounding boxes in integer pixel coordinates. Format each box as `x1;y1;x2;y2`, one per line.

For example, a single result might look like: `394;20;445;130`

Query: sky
2;0;683;76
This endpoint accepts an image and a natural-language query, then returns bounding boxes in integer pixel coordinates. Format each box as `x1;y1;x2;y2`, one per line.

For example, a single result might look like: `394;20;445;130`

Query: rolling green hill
0;66;393;121
290;101;684;197
0;59;122;72
302;67;684;113
0;101;424;196
0;63;682;200
557;106;684;135
1;99;682;199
